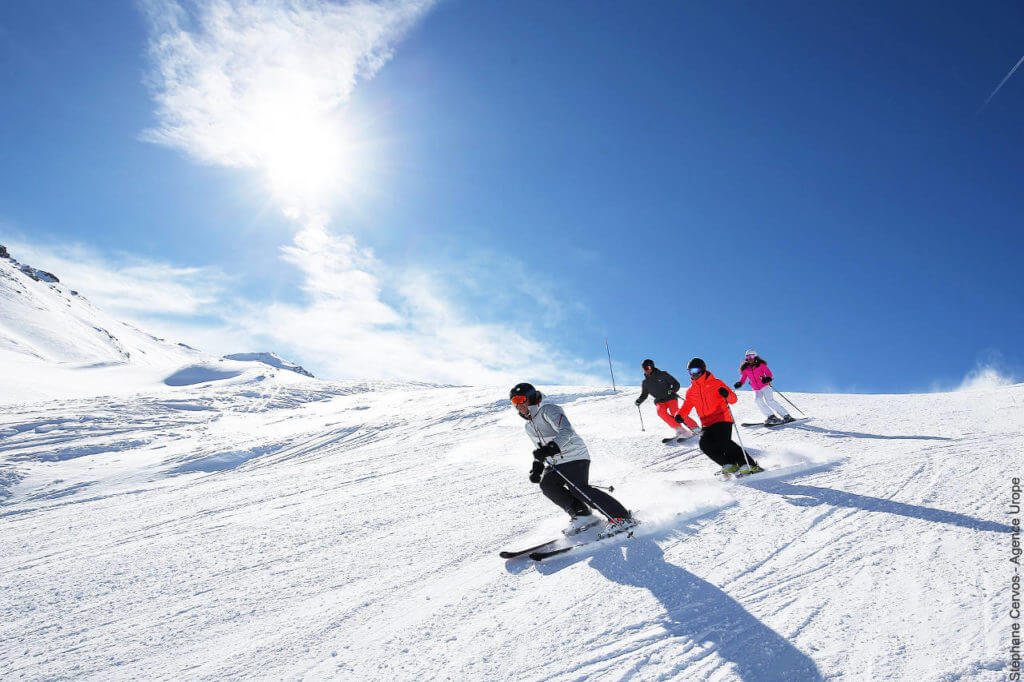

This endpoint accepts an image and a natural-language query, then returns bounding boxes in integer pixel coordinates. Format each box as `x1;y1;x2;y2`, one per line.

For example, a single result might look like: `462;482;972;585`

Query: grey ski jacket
523;402;590;465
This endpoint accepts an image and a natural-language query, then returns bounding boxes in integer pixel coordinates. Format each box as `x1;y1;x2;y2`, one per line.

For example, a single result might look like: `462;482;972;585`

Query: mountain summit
0;245;314;403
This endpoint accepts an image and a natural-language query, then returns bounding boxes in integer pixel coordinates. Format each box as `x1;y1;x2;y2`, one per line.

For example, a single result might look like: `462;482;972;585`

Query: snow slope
0;247;315;405
1;379;1018;680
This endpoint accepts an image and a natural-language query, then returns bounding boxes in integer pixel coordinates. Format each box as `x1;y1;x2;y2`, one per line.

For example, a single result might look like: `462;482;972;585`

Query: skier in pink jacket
734;349;794;426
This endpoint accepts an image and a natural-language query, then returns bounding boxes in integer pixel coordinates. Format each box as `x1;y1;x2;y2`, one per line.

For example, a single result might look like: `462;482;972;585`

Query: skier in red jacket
674;357;762;475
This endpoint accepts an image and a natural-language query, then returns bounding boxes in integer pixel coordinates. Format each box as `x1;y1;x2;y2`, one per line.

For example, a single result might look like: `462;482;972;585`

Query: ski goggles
688;367;703;376
745;354;756;361
510;395;528;405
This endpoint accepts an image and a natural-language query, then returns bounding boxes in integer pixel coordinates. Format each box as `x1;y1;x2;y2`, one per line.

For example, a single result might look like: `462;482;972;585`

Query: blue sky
1;1;1022;393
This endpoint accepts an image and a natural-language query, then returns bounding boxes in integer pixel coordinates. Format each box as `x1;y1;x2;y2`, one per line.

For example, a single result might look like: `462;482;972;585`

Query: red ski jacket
677;371;738;429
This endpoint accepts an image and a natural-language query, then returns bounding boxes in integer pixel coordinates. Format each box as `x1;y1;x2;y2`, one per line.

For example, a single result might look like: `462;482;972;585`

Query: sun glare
248;93;358;213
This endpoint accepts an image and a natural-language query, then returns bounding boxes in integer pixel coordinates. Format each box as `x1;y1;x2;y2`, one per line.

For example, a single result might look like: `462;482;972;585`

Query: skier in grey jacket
510;382;633;535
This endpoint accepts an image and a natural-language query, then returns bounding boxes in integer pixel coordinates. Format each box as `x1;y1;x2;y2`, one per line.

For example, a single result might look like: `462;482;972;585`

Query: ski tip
530;546;574;561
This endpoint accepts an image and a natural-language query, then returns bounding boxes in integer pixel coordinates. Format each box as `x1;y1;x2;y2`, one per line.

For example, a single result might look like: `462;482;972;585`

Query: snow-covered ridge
0;243;199;367
0;244;315;405
0;244;58;284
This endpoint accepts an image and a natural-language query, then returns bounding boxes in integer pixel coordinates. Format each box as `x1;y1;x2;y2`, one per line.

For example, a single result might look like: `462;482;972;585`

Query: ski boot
736;463;764;476
765;415;783;426
782;415;796;424
563;513;601;537
717;464;740;478
599;516;639;539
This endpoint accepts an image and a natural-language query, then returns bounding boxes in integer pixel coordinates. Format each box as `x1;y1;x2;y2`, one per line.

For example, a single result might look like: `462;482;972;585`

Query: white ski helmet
744;349;757;357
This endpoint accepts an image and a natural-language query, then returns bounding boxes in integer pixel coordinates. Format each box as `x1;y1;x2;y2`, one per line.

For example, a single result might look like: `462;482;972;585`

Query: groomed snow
0;380;1018;680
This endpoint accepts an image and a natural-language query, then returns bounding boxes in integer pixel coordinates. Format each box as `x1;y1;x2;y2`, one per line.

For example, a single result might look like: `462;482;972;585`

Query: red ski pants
656;399;683;430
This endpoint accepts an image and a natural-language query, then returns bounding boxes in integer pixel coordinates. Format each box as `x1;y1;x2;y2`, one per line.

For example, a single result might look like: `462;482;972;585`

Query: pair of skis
672;459;831;487
740;417;810;429
500;521;638;562
673;467;764;486
662;432;698;444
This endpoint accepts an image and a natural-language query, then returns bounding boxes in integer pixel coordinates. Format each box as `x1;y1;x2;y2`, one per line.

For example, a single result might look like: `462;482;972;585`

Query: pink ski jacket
738;361;773;391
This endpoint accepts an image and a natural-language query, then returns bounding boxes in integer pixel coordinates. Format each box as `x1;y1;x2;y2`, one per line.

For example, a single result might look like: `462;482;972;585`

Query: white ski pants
754;386;789;418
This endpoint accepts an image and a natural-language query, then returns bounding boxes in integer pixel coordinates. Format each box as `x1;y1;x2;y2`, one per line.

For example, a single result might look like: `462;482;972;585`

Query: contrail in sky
978;53;1024;113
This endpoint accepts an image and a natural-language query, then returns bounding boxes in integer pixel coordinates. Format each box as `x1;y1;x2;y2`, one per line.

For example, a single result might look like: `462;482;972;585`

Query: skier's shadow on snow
786;423;952;441
537;537;823;681
747;481;1014;533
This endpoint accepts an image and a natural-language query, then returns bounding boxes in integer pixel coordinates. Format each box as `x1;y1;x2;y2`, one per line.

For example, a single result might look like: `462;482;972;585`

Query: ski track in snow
0;383;1019;680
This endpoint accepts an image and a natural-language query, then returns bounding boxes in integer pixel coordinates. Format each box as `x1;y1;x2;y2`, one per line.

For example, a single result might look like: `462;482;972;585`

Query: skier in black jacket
635;359;697;442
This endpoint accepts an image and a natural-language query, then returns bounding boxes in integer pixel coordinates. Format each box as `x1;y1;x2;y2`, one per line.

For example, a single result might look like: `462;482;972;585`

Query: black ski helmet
687;357;707;374
641;358;655;370
509;382;541;405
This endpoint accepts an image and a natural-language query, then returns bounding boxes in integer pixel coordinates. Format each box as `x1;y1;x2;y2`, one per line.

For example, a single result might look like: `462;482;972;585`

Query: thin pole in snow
605;338;616;392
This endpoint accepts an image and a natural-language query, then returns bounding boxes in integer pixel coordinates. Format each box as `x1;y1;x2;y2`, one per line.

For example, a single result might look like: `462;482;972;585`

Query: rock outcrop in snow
0;246;197;367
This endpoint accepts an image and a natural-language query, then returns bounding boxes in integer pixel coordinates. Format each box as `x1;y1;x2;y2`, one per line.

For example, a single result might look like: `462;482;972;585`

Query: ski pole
592;484;615;493
724;403;754;468
636;404;645;431
772;386;806;416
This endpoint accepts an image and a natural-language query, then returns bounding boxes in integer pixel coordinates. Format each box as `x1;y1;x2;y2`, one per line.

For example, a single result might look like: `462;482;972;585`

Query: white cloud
5;239;228;317
141;0;432;213
234;226;602;384
135;0;604;385
4;230;604;384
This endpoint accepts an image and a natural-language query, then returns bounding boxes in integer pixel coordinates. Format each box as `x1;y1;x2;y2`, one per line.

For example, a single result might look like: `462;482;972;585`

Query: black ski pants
539;459;630;519
699;421;755;468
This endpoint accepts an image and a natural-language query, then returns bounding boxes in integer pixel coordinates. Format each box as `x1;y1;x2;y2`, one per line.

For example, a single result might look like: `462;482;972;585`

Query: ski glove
673;414;684;424
718;387;730;398
533;441;561;461
762;376;772;384
733;381;742;389
634;397;643;406
529;460;544;483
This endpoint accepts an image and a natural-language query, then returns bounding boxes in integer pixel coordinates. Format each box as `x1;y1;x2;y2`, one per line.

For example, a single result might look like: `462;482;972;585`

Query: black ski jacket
637;368;681;404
